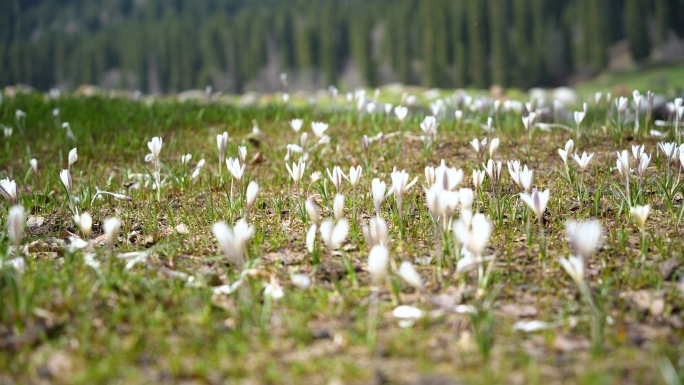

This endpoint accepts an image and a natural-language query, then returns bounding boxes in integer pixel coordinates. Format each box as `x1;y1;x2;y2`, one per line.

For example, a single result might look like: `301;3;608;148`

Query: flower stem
538;217;546;259
339;250;358;288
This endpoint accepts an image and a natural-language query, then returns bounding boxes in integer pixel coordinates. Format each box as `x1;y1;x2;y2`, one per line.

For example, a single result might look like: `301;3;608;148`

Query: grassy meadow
0;90;683;385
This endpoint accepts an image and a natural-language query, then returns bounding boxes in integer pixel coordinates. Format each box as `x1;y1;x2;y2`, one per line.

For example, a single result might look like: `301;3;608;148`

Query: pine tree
467;0;488;88
450;0;468;87
654;0;671;44
626;0;652;61
488;0;508;87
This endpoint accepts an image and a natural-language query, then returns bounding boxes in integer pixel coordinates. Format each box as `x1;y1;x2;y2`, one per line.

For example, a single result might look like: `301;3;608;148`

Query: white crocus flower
472;170;485;191
636;153;651;178
658;142;678;163
518;165;534;193
394;106;408;121
306;199;320;224
191;159;205;180
0;178;18;204
616;97;628;113
285;160;306;188
74;212;93;238
459;188;474;211
348;166;362;188
326;166;346;193
363;217;389;247
489;138;499;158
368;245;389;284
631;144;645;161
398;261;423;291
453;212;492;259
616;150;631;179
520;188;550;219
389;168;418;212
68;148;78;169
319;219;348;251
145;137;163;162
226;158;245;180
565;219;602;259
306;224;317;254
238;146;247;164
420;116;438;143
333;194;345;221
7;205;25;247
212;219;254;267
571;152;594;172
425;166;436;187
507;160;521;188
60;169;72;196
246;181;259;211
217;132;228;171
558;255;585;287
470;138;487;160
483;159;502;186
434;160;464;191
103;217;121;247
455;110;463;123
558;139;574;165
290;119;303;132
371;178;387;217
311;122;329;138
264;277;284;300
630;205;650;229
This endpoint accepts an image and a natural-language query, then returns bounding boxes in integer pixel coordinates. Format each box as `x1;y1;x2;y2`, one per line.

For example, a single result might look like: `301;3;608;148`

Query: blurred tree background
2;0;684;92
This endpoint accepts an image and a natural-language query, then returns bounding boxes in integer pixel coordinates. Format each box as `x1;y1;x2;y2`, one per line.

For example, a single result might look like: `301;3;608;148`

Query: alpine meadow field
1;88;684;385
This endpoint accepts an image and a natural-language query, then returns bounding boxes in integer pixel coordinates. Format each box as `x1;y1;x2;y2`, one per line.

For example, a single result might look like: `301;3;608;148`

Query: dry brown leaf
27;216;45;228
552;334;590;353
499;303;538;318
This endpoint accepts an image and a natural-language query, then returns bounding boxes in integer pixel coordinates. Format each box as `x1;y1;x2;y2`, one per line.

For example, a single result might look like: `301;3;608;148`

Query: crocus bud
326;166;346;193
0;178;18;204
489;138;499;158
60;169;72;195
371;178;387;217
238;146;247;164
103;217;121;246
630;205;650;229
398;261;423;291
306;224;317;254
333;194;345;221
75;212;93;238
68;148;78;168
348;166;362;188
425;166;436;187
246;181;259;211
565;219;602;259
459;188;474;210
363;216;389;247
394;106;408;121
7;205;25;247
472;170;485;191
368;245;389;284
306;199;320;225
